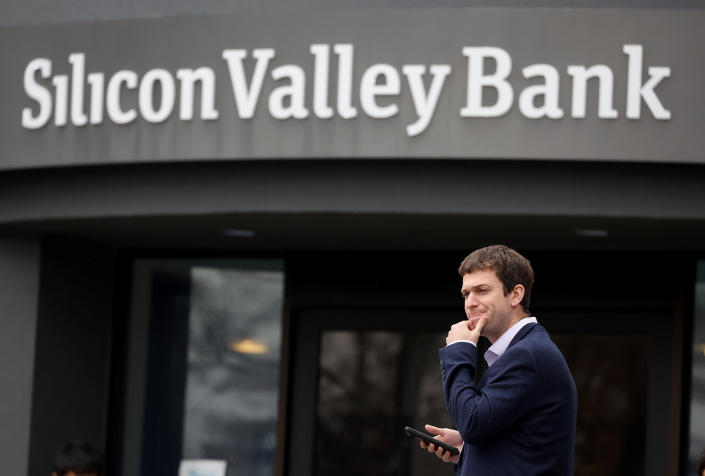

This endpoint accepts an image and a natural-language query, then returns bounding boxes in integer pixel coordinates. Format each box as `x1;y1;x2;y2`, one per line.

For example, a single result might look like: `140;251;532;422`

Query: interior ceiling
6;212;705;251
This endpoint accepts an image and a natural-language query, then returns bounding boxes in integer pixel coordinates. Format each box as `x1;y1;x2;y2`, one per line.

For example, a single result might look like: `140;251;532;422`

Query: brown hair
458;245;534;313
698;447;705;476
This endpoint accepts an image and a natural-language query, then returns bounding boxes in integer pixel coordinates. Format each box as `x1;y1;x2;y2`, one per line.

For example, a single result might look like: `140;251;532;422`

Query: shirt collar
484;317;537;367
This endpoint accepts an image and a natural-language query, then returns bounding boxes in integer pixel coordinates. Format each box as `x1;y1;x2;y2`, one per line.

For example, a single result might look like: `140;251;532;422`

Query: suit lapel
507;322;538;349
477;322;539;387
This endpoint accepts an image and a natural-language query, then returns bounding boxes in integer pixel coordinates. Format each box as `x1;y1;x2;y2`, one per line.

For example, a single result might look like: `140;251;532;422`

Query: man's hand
418;424;463;463
446;316;487;345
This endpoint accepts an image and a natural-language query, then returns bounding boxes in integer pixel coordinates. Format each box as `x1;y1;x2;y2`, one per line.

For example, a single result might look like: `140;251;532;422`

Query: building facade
1;1;705;475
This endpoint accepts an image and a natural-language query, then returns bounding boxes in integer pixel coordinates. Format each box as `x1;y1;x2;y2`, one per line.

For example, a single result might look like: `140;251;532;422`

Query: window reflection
316;331;455;476
554;335;648;476
124;260;284;476
183;265;284;476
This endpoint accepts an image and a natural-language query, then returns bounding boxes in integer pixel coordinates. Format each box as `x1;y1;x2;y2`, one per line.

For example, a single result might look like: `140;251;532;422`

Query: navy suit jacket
439;323;577;476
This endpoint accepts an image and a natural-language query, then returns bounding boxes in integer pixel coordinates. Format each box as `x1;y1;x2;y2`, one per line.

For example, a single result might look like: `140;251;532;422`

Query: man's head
53;441;105;476
697;447;705;476
458;245;534;313
458;245;534;342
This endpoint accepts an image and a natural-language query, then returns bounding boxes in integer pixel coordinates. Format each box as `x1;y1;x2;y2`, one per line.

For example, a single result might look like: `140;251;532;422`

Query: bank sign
1;8;703;169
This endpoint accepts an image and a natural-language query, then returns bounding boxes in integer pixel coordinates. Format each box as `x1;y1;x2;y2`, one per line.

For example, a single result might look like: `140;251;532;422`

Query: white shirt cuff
445;340;476;348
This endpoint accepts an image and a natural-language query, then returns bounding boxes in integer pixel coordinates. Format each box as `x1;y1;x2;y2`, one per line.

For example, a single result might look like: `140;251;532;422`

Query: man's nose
465;294;478;309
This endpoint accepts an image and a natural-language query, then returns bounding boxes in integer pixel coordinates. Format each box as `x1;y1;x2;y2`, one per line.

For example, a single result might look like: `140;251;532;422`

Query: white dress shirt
483;317;537;367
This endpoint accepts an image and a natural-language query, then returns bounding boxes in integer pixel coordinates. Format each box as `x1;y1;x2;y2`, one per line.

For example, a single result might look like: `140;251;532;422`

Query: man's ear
510;284;525;307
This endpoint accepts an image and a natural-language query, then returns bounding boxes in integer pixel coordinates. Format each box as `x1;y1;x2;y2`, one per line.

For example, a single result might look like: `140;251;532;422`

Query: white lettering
222;48;274;119
310;44;334;119
176;67;219;121
68;53;88;126
22;58;53;129
334;44;357;119
87;73;105;124
139;69;176;123
519;64;563;119
106;70;138;124
360;64;400;118
20;44;674;132
567;65;617;119
403;64;452;136
52;75;69;127
269;65;309;119
623;44;671;120
461;47;513;118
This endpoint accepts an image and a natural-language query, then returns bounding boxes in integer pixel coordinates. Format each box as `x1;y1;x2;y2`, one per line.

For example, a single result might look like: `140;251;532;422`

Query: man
698;447;705;476
421;245;577;475
53;441;105;476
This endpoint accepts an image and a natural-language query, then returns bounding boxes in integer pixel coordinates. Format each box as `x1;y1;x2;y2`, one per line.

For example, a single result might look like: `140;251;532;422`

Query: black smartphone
404;426;460;456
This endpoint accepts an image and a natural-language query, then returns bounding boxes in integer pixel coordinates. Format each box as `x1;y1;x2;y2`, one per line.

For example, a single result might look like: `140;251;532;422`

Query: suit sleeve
439;342;537;444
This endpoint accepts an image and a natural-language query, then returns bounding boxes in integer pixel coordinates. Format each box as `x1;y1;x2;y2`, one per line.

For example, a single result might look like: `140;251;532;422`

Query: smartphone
404;426;460;456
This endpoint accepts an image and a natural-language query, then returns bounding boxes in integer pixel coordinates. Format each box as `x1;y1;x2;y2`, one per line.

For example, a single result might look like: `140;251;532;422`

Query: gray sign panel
0;8;703;169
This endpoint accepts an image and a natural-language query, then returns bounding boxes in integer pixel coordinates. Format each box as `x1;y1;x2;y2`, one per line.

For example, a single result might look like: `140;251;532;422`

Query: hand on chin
468;315;484;329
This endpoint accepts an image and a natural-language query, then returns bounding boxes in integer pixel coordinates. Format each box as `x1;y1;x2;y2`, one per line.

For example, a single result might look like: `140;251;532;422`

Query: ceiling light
574;229;609;238
224;229;256;238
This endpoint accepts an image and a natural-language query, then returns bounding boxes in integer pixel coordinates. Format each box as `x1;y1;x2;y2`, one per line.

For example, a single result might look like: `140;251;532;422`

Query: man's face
461;269;516;343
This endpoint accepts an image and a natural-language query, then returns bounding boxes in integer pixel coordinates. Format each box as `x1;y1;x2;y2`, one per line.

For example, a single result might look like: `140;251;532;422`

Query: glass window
312;322;649;476
316;331;454;476
690;262;705;472
122;259;284;476
553;334;648;476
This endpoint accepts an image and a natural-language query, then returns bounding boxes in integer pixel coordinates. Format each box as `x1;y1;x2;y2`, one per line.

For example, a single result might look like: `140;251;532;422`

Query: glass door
287;309;672;476
119;259;285;476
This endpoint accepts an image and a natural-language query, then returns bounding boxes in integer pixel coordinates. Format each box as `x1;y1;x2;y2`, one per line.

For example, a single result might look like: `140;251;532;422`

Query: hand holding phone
404;426;460;456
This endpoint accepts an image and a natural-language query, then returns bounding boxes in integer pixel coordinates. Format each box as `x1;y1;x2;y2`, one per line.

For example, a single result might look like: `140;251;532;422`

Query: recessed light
230;339;268;354
574;229;609;237
224;229;256;238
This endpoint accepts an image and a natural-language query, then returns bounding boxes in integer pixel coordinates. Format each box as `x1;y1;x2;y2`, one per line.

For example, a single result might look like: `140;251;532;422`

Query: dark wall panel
0;236;40;476
27;236;116;476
